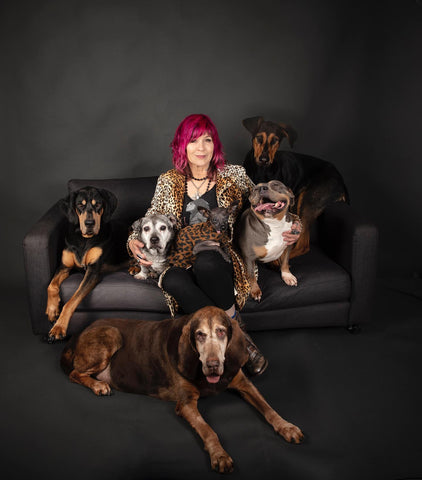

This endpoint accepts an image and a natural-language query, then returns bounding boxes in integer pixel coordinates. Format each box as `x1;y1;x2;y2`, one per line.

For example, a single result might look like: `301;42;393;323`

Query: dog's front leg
48;265;100;342
229;370;304;444
176;392;234;473
245;257;262;301
279;247;297;286
46;265;72;322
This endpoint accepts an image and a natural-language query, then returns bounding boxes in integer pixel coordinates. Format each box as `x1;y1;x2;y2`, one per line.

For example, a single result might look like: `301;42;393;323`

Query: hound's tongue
255;201;285;212
206;375;221;384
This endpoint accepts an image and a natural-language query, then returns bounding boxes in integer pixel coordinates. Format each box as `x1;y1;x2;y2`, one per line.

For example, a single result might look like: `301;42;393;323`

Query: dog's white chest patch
261;218;292;263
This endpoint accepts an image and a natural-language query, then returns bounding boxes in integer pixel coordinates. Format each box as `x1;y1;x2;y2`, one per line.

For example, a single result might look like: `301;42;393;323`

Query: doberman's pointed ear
224;319;249;373
99;188;118;223
278;123;298;148
177;316;200;381
242;116;264;136
60;192;78;224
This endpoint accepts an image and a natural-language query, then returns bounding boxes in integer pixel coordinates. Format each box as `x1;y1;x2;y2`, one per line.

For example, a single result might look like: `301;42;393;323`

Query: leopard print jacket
128;165;254;316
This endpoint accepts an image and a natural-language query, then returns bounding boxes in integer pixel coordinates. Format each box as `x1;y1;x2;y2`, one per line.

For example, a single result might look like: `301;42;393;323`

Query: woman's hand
128;239;152;266
282;221;302;246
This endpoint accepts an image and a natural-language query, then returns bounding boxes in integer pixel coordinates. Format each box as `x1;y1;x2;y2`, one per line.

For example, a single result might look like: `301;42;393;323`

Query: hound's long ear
242;116;264;136
100;189;118;223
177;317;201;381
224;319;249;374
278;123;298;148
60;192;78;224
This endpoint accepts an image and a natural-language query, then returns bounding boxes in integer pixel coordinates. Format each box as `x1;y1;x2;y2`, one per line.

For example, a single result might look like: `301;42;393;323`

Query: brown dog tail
60;336;77;375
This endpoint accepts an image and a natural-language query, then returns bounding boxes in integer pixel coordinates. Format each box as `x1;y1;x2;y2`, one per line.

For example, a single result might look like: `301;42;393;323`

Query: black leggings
161;251;235;314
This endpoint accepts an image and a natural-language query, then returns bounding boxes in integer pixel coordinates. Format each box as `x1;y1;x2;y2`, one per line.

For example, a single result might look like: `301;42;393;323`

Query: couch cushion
60;246;350;318
61;270;168;313
243;246;351;313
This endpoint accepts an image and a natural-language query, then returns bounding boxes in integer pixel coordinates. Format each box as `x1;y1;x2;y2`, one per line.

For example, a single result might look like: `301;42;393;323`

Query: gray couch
23;175;378;337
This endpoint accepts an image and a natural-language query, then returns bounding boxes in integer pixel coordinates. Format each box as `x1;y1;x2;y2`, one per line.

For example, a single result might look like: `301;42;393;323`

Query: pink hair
170;114;226;178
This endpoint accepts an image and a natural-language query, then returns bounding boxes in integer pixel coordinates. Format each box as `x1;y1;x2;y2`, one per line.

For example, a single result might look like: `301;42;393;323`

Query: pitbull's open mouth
254;200;286;213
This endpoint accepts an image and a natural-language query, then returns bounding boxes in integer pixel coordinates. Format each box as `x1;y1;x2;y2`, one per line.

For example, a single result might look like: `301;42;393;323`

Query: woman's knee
161;267;190;294
193;251;229;277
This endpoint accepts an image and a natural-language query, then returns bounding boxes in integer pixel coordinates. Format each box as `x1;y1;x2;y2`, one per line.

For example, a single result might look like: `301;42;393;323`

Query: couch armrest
23;201;67;334
317;202;379;326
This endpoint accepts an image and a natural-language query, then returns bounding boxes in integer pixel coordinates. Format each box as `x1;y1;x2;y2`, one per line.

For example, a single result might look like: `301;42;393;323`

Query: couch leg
347;324;361;334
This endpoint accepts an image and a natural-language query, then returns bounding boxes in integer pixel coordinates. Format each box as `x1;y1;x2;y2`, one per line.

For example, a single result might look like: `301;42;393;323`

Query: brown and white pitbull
236;180;301;301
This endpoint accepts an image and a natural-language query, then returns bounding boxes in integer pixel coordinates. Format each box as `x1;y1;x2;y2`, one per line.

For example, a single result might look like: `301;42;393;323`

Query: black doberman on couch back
242;116;349;257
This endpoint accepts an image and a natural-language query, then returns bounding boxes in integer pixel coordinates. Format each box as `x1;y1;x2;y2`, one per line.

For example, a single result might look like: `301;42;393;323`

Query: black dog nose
150;236;159;244
84;219;95;227
206;358;220;369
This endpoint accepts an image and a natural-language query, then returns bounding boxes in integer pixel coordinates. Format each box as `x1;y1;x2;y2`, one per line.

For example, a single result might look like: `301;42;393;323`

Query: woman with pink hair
128;114;273;374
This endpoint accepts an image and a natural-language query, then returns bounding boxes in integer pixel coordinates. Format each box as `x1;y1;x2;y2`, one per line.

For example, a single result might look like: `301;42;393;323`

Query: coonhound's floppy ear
278;123;298;148
177;316;201;381
224;319;249;374
99;188;118;223
242;116;264;136
59;192;79;225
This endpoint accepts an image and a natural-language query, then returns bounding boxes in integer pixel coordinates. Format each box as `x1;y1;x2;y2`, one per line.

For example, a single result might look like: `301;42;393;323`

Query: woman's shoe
233;312;268;376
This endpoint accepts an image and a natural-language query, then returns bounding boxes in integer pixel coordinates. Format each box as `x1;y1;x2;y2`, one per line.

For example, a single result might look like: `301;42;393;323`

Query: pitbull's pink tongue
255;202;274;212
206;375;220;384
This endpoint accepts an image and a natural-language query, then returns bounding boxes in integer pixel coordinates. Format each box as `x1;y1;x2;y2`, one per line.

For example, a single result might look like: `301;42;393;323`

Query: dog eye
255;135;263;144
160;225;167;231
143;226;150;232
216;328;226;338
270;137;279;145
196;331;206;343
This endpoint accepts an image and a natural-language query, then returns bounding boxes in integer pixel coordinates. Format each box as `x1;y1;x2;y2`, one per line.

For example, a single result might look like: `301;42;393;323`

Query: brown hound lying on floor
61;306;304;473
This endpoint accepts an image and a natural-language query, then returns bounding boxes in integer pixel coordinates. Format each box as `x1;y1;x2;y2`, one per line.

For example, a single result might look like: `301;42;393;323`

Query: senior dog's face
182;307;236;384
137;214;177;254
63;186;117;238
249;180;294;220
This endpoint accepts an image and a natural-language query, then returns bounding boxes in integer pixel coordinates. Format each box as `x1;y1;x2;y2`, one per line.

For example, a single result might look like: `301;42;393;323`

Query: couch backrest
68;176;158;225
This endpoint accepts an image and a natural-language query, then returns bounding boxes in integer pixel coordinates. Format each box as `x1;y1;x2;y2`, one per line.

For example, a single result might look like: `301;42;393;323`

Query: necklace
191;175;207;181
187;177;211;200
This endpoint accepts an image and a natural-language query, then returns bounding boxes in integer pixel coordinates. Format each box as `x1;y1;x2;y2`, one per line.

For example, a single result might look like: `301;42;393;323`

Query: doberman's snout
84;218;95;227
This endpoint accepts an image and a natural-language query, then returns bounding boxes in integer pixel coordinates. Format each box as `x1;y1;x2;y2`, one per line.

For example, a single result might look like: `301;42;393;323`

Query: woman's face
186;133;214;172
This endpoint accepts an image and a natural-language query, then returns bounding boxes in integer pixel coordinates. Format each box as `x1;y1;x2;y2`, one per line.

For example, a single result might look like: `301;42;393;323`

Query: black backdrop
1;0;421;287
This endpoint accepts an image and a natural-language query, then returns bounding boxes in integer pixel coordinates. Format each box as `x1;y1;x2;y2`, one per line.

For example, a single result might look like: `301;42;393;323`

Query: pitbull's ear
288;187;295;207
242;116;264;135
278;123;297;148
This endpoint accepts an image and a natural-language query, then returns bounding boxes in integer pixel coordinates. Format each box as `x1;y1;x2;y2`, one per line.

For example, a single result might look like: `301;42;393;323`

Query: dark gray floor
1;280;421;480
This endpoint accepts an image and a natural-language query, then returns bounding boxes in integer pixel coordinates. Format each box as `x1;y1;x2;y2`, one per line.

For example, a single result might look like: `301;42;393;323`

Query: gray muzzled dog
130;214;177;280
